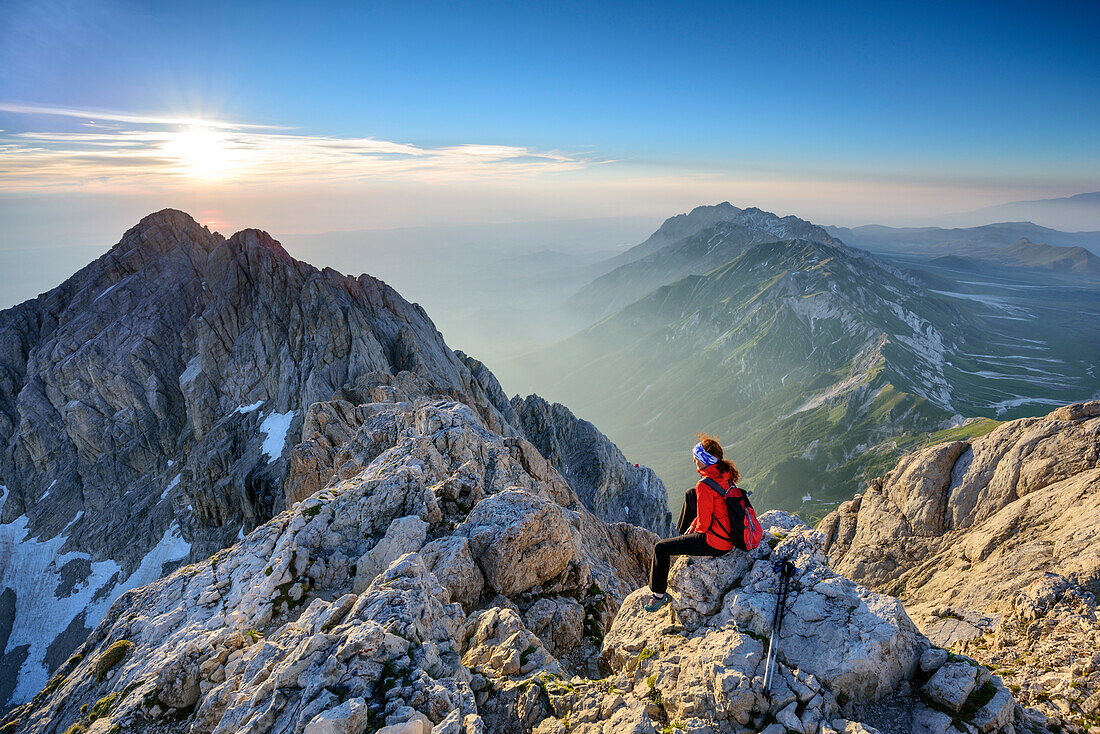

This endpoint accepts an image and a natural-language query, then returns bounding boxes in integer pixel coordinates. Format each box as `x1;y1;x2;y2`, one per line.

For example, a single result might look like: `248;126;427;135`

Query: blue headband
693;442;718;466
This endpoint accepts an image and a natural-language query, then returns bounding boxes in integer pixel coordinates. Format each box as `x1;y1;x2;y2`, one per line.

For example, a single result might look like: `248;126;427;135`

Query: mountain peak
225;226;293;261
114;207;223;260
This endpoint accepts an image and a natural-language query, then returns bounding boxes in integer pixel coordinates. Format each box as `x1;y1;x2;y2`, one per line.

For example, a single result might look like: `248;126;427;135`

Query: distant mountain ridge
514;235;978;509
500;203;1100;515
826;221;1100;256
945;191;1100;230
570;204;839;318
929;238;1100;277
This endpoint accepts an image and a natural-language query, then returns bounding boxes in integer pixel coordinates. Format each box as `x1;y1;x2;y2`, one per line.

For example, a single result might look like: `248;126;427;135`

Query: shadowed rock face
509;394;673;537
0;209;670;709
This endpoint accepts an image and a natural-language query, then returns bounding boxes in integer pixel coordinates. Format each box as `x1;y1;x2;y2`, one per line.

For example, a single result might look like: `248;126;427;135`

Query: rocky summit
821;402;1100;731
2;386;1054;734
0;210;670;710
0;209;1083;734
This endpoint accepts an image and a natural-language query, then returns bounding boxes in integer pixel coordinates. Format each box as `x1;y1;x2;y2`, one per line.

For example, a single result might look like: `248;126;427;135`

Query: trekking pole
762;560;796;694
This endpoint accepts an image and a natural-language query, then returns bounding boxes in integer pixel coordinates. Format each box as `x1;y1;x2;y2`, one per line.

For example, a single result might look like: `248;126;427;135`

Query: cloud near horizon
0;104;592;190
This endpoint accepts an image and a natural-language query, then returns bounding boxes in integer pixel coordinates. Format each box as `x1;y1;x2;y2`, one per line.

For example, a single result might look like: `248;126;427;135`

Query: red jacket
692;464;734;551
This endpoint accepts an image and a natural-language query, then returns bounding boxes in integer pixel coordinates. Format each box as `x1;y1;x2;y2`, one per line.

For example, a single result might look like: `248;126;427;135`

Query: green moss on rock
95;640;134;681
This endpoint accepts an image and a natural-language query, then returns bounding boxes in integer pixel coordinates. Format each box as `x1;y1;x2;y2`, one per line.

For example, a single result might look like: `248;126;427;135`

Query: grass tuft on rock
89;692;118;722
95;640;134;681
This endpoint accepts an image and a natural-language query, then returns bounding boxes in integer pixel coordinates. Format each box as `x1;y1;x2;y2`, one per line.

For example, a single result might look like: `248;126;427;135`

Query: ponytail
696;433;740;484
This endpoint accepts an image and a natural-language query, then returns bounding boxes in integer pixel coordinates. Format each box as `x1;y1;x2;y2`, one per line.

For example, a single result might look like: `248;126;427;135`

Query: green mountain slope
569;206;840;319
500;234;1100;517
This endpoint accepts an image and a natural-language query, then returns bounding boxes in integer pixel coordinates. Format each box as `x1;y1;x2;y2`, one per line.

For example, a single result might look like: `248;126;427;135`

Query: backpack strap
700;477;727;497
699;477;733;542
702;477;744;499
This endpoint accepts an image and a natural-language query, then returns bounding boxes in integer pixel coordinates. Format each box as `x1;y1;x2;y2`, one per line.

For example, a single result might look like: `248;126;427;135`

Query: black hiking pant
648;487;728;595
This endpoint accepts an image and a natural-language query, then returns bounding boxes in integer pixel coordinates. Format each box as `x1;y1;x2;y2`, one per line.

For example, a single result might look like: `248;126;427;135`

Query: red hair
696;433;739;483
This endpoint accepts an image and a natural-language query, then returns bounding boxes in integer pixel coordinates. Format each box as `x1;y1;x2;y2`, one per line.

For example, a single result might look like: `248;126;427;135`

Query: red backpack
701;477;764;552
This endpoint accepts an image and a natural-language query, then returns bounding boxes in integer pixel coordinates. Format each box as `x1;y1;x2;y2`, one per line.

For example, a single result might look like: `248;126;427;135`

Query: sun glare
162;127;235;180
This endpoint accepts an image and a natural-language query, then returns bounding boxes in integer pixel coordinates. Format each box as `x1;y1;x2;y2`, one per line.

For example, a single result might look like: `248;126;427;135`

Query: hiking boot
644;593;670;612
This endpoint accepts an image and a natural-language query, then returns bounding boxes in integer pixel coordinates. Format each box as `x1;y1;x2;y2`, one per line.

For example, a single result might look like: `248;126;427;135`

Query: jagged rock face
0;398;653;734
820;401;1100;731
2;401;1044;734
820;402;1100;612
0;209;666;710
509;395;673;536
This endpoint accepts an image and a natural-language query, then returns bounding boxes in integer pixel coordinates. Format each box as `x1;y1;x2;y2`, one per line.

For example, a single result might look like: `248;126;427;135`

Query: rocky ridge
821;402;1100;731
0;386;1051;734
0;210;670;709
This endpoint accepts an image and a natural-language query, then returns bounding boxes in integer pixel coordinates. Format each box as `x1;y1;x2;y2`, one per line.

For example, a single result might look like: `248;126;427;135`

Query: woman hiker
645;434;739;612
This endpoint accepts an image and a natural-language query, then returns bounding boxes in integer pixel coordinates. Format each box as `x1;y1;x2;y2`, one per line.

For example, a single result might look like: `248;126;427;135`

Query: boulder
420;535;485;610
377;713;433;734
354;515;429;591
304;697;370;734
972;686;1015;732
919;647;950;673
922;661;978;712
461;489;577;596
522;597;585;656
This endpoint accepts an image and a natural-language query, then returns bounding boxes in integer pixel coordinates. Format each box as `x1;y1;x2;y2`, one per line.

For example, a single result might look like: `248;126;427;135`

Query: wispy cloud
0;103;283;130
0;104;592;190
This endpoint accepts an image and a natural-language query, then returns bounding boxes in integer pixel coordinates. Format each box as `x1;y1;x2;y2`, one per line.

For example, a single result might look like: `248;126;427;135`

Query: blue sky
1;0;1098;246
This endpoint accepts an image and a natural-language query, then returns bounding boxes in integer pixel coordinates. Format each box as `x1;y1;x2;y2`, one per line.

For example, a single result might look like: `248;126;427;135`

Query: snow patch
180;357;202;385
160;474;181;501
114;522;191;594
92;282;120;303
260;411;296;463
62;511;83;533
236;401;264;414
0;493;117;703
0;480;194;706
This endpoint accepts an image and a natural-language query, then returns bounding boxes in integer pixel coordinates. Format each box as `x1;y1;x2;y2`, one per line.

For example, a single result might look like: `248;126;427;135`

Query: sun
162;127;235;180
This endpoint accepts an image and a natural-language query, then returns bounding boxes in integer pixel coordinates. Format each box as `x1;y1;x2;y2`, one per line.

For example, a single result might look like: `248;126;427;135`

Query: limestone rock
419;535;485;611
0;397;647;734
912;704;954;734
354;516;429;592
820;402;1100;730
920;648;950;673
377;712;433;734
304;697;370;734
972;686;1015;732
522;597;584;656
667;544;758;630
460;489;577;597
923;661;978;712
0;210;517;706
821;402;1100;615
587;523;940;734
